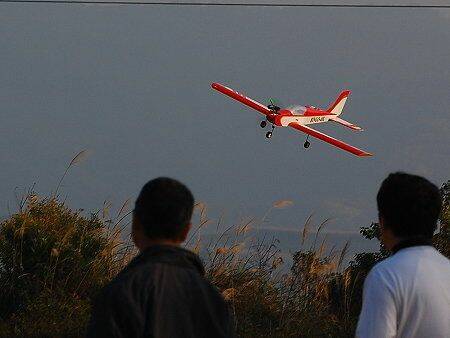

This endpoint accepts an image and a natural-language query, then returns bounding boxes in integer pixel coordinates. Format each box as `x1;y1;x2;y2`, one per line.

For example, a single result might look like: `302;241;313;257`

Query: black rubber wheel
304;141;310;148
266;131;272;139
260;121;267;128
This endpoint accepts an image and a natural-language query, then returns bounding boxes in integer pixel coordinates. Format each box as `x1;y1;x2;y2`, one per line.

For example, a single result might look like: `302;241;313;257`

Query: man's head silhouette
132;177;194;251
377;172;442;250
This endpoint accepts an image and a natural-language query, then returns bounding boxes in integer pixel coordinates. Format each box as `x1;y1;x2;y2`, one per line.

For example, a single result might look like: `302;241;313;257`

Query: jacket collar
129;244;205;275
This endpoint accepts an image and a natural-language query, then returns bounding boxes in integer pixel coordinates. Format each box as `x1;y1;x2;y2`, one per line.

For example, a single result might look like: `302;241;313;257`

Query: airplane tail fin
327;90;350;116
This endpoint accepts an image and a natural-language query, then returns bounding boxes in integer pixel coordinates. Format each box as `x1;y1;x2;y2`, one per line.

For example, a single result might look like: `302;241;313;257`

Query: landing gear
260;120;267;128
266;125;275;139
303;135;311;149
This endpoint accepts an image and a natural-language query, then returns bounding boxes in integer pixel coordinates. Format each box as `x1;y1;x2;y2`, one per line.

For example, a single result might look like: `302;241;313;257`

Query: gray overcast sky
1;4;449;249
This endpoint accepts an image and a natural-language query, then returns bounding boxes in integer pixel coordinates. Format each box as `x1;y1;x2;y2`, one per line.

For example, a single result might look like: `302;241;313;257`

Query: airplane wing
211;83;272;116
288;122;372;157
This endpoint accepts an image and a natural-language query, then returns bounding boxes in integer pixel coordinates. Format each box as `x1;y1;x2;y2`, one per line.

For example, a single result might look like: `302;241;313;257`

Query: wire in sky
1;1;450;8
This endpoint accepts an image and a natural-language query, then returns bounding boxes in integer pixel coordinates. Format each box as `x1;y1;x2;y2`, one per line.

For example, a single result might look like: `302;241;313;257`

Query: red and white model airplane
211;82;372;157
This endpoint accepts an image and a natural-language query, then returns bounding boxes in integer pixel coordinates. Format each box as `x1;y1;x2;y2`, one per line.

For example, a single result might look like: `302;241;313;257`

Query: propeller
258;98;283;130
267;98;282;113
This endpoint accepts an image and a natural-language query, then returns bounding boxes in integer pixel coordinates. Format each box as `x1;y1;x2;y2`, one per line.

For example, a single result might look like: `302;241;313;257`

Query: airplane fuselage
267;108;336;127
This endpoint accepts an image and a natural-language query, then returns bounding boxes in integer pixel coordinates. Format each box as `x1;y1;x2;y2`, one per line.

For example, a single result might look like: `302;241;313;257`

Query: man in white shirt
356;172;450;338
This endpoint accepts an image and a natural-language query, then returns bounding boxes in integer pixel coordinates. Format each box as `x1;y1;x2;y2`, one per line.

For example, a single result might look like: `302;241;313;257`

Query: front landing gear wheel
260;121;267;128
304;141;310;148
266;131;273;139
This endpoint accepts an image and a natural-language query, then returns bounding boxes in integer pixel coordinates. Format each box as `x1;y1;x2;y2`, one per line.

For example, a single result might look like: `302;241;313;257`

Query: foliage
0;180;448;338
434;180;450;257
200;214;359;337
0;194;133;337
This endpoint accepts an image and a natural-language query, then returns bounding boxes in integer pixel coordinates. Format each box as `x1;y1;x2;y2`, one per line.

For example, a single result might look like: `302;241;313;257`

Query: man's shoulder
367;247;450;285
369;255;397;275
105;254;208;294
98;261;159;299
365;254;405;287
383;246;449;269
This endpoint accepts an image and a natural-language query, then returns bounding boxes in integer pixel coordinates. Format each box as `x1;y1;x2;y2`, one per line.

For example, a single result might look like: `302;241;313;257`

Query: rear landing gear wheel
304;141;310;149
266;131;273;139
260;121;267;128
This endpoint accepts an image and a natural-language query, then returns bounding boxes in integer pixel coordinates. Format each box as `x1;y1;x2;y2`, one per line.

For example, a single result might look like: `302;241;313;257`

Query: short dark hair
134;177;194;240
377;172;442;239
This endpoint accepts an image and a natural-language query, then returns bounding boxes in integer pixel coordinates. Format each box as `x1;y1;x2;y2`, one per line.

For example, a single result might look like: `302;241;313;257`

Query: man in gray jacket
87;177;234;338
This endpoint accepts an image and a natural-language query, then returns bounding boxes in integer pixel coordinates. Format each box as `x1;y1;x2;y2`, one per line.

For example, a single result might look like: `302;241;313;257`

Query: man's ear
179;223;192;243
132;213;138;230
379;214;385;229
131;213;143;244
379;215;388;237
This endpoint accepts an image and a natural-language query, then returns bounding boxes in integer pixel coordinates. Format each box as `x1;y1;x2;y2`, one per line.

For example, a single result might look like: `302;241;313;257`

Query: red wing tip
358;152;373;157
211;82;221;89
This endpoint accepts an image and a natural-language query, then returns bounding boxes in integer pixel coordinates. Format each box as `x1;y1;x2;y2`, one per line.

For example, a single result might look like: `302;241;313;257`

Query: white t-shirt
356;246;450;338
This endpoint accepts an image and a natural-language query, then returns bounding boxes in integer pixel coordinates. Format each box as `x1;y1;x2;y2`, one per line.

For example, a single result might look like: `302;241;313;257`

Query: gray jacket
86;245;234;338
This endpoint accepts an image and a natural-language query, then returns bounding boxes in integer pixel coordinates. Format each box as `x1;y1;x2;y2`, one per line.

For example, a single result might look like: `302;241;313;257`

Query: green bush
0;194;132;337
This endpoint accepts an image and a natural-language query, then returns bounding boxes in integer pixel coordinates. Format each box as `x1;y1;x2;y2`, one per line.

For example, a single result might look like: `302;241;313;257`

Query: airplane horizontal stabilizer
329;116;363;131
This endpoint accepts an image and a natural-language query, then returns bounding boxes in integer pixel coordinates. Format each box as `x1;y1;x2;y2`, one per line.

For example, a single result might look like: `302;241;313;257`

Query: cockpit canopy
289;106;307;115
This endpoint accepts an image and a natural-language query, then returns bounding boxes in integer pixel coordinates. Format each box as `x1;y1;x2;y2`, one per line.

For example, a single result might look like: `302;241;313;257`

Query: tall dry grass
186;202;361;337
0;151;397;337
0;192;362;337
